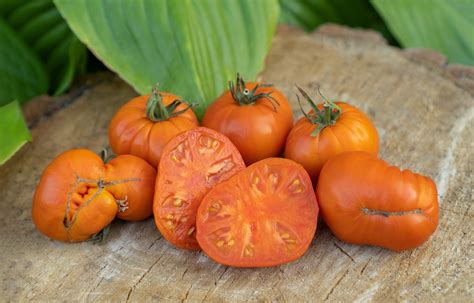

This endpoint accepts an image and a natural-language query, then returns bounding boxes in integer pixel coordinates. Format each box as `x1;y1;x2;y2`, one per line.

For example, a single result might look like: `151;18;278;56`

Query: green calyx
296;85;342;136
229;73;280;112
145;84;194;122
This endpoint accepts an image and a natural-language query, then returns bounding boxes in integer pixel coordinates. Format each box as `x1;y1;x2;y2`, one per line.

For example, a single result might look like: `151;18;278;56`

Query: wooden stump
1;24;472;302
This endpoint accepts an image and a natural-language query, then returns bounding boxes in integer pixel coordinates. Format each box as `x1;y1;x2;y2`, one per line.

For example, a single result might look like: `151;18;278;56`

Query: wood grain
1;24;472;302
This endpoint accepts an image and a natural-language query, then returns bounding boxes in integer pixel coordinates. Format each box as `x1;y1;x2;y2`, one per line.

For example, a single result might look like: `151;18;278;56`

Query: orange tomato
284;87;378;184
316;151;439;251
32;149;156;242
154;127;245;250
108;86;198;167
202;74;293;165
196;158;318;267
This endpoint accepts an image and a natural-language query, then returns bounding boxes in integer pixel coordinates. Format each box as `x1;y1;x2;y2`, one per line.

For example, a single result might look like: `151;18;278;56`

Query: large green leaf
0;101;32;165
54;0;279;118
279;0;394;43
0;18;48;105
1;0;87;95
372;0;474;65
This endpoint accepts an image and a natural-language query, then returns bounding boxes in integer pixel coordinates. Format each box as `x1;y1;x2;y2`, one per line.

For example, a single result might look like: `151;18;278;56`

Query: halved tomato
196;158;319;267
153;127;245;250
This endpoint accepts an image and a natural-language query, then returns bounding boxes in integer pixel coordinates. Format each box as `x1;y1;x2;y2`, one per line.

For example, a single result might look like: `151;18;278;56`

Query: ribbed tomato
196;158;318;267
108;86;198;167
153;127;245;250
202;74;293;165
284;87;378;184
32;149;156;242
316;152;439;251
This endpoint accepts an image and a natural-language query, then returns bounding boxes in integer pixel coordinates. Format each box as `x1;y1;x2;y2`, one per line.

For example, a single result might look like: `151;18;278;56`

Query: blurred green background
0;0;473;164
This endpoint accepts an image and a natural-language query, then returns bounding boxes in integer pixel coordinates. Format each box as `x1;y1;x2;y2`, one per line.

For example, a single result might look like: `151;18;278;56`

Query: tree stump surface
1;24;472;302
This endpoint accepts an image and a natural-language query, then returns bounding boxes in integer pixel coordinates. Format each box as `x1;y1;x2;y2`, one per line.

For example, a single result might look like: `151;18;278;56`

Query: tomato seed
173;199;183;207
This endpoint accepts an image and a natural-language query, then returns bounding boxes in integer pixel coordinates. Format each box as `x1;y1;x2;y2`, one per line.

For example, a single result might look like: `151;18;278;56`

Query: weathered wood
1;24;473;302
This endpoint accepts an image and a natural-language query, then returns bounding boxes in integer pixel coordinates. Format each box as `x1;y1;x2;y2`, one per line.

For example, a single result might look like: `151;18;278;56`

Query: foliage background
0;0;473;164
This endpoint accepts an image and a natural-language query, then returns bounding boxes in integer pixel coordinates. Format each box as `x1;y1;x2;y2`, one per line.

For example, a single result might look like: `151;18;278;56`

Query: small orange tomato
316;151;439;251
108;85;198;167
284;87;378;184
202;74;293;165
32;149;156;242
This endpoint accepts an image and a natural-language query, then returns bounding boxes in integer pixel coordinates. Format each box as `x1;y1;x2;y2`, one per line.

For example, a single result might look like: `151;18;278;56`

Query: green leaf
0;101;32;165
54;0;280;118
0;18;48;105
1;0;87;96
279;0;395;44
372;0;474;65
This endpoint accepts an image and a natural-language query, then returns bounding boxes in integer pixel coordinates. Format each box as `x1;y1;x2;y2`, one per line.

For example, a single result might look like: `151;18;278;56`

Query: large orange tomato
154;127;245;250
108;86;198;167
202;74;293;165
196;158;318;267
284;87;378;183
32;149;156;242
316;152;439;251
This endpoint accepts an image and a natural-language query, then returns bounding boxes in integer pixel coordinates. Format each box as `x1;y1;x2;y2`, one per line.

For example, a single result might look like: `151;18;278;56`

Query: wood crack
215;266;229;286
324;269;349;301
180;284;193;303
333;242;355;263
125;255;164;302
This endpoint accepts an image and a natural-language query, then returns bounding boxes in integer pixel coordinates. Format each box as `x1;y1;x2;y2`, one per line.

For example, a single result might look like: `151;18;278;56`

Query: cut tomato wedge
196;158;319;267
153;127;245;250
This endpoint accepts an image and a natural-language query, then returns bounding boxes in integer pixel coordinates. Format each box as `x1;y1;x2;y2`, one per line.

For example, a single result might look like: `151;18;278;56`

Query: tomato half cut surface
196;158;319;267
154;127;245;250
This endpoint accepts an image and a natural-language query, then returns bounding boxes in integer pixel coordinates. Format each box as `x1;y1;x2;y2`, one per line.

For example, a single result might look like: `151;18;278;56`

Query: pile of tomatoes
32;74;439;268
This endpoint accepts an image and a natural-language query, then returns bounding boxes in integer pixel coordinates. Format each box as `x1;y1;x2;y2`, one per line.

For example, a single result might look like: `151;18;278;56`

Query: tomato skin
153;127;245;250
284;102;378;184
32;149;156;242
202;82;293;165
197;158;318;267
108;93;198;167
316;152;439;251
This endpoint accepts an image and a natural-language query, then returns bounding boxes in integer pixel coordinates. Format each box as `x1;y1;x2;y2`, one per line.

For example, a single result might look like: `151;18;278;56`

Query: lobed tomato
153;127;245;250
316;151;439;251
32;149;156;242
108;86;198;167
196;158;318;267
284;87;378;184
202;74;293;165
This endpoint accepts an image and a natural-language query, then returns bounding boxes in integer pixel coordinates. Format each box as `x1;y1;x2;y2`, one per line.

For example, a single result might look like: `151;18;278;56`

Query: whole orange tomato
202;74;293;165
109;85;198;167
316;151;439;251
32;149;156;242
284;87;378;183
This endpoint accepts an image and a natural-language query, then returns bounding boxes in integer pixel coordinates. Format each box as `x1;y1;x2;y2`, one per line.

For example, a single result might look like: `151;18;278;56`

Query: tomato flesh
154;127;245;250
196;158;318;267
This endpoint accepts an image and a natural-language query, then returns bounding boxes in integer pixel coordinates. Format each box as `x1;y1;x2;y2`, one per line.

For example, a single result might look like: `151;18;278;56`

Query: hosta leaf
0;101;32;165
279;0;395;43
54;0;279;118
1;0;87;95
0;18;48;105
372;0;474;65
